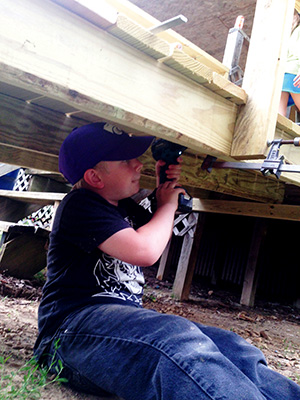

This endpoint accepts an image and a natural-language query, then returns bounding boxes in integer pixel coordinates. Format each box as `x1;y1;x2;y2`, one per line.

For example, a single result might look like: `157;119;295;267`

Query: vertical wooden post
240;218;268;307
231;0;294;159
156;237;172;280
172;213;205;300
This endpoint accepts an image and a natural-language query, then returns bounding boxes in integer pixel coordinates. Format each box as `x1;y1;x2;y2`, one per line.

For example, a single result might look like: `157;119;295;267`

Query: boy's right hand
155;180;186;210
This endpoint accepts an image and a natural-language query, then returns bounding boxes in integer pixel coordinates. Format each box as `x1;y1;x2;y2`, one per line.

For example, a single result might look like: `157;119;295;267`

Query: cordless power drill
151;138;193;213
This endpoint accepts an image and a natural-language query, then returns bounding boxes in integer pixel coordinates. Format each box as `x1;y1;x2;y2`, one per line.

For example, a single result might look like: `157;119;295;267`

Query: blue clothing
35;188;300;400
44;304;300;400
285;24;300;75
282;25;300;106
282;72;300;106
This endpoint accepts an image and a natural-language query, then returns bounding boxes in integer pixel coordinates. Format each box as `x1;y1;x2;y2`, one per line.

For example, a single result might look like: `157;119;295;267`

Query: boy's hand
155;157;183;187
156;180;186;209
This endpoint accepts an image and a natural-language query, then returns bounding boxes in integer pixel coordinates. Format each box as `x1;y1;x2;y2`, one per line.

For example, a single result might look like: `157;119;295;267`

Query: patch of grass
0;341;67;399
33;269;47;285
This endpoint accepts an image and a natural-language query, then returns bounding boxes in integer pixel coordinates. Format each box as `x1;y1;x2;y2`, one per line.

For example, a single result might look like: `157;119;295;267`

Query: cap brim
102;135;154;161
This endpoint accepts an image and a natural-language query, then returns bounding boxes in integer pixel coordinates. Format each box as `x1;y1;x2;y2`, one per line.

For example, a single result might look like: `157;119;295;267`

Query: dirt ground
0;266;299;399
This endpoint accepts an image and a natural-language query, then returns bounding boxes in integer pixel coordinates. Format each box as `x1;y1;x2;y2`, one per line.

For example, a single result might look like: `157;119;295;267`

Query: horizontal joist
140;151;285;203
0;92;85;172
0;90;285;204
192;199;300;221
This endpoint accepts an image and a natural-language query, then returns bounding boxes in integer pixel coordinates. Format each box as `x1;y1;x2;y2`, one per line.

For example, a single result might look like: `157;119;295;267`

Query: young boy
34;122;300;400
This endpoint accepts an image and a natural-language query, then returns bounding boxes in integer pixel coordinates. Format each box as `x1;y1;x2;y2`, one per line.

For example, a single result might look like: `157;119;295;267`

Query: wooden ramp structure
0;0;300;305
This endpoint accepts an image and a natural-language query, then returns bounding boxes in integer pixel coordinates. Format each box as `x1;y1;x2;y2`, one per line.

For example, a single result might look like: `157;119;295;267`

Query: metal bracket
149;15;188;34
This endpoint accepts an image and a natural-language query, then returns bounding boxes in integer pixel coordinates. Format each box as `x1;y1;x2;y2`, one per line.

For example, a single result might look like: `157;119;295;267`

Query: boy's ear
83;168;104;189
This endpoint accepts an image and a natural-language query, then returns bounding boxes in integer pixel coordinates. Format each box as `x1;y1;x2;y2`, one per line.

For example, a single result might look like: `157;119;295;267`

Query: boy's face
94;158;143;205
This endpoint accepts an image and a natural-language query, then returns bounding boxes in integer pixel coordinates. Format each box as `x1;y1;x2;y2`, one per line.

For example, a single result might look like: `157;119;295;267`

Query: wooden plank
107;14;172;60
0;0;237;158
156;238;172;281
0;190;65;205
0;88;286;203
231;0;295;159
172;213;205;301
192;199;300;221
0;189;65;222
159;49;247;105
240;219;268;306
0;92;87;172
53;0;118;29
140;150;286;204
108;16;246;105
100;0;229;76
203;72;247;105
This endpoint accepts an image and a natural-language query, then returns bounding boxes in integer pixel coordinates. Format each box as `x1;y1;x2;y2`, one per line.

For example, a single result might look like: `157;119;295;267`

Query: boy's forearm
136;203;176;264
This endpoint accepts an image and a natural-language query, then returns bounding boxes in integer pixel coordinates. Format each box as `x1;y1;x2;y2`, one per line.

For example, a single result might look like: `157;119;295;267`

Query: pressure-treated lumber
172;213;205;301
0;190;65;222
53;0;118;29
1;0;300;195
0;93;82;172
53;0;229;77
0;0;237;158
156;239;172;281
232;0;295;159
0;90;286;203
240;219;268;306
140;151;286;204
192;199;300;221
107;15;247;105
0;190;65;205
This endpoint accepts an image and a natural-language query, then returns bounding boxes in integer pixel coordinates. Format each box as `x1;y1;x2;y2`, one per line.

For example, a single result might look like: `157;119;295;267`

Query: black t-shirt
34;188;152;356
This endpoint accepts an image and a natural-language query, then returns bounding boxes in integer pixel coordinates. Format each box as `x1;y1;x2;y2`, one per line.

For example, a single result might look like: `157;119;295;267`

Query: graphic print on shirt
92;252;144;305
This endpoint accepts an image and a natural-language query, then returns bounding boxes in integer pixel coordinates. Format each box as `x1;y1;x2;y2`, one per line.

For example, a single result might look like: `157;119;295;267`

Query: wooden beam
0;190;65;205
0;93;87;171
156;238;173;281
0;0;237;158
140;151;286;204
0;91;286;203
192;199;300;221
172;213;205;301
52;0;118;29
240;219;268;306
231;0;295;159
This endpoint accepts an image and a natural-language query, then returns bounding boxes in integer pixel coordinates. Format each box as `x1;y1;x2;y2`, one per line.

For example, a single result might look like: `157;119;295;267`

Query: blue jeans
45;303;300;400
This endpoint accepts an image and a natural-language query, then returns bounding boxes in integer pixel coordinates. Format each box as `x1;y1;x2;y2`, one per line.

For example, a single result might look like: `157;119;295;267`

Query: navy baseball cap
59;122;154;184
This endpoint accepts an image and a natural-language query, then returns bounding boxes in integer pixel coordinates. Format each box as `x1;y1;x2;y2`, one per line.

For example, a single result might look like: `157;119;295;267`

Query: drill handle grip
159;163;171;184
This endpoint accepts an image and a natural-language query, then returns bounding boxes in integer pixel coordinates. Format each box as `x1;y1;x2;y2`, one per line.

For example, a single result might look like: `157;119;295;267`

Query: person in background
279;8;300;117
34;122;300;400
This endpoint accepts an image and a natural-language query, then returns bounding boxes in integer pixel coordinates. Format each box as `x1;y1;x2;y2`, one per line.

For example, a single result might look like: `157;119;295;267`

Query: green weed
0;341;67;399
